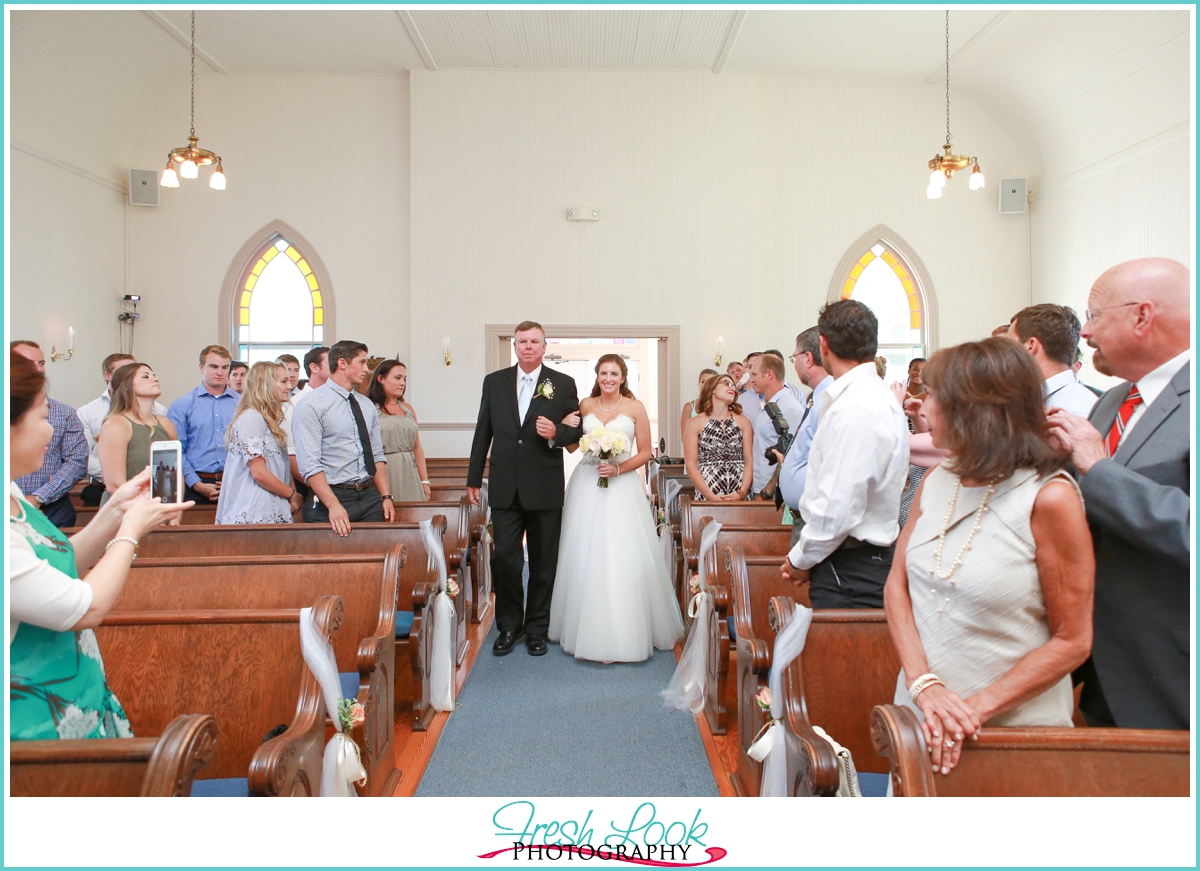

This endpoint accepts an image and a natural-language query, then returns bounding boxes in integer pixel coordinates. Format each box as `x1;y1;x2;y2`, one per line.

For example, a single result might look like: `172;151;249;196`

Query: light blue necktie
518;374;533;422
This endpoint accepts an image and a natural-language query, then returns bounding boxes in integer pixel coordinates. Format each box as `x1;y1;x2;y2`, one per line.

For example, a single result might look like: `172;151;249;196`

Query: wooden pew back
72;503;218;527
871;703;1190;796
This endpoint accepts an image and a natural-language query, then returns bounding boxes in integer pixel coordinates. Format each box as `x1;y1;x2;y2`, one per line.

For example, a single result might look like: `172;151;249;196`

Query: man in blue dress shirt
775;327;833;546
167;344;240;504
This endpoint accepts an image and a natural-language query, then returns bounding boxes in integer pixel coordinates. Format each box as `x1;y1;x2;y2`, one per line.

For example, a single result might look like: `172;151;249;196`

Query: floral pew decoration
746;601;812;797
420;518;457;713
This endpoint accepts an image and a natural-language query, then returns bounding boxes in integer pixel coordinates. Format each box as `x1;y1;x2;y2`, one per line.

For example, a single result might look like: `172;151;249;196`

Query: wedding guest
748;351;803;498
97;363;177;504
885;338;1094;774
216;362;301;525
679;368;719;441
167;345;238;504
368;359;432;502
1048;257;1190;729
684;374;752;501
763;349;805;404
905;358;927;402
276;353;301;398
294;346;331;407
10;341;88;529
782;300;908;607
1007;304;1097;416
78;354;167;506
738;353;761;410
776;328;833;545
725;360;745;386
227;360;248;394
292;340;394;535
9;349;188;740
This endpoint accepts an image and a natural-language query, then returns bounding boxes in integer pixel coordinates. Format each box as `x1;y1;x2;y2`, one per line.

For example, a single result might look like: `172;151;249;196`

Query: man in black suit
468;321;583;656
1048;258;1190;729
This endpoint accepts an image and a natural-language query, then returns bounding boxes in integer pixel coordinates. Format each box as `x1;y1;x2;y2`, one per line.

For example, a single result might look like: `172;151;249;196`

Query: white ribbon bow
745;603;813;797
661;521;722;714
420;518;456;713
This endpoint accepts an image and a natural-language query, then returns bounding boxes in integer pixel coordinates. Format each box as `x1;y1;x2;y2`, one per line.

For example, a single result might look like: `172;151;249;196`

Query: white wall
410;70;1034;453
9;149;127;408
1030;133;1191;387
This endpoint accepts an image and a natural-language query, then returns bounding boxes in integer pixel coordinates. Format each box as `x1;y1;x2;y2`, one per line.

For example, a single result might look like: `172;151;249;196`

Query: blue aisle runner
416;625;719;797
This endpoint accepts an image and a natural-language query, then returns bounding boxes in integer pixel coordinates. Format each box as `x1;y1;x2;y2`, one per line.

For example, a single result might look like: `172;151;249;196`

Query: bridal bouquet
579;426;629;489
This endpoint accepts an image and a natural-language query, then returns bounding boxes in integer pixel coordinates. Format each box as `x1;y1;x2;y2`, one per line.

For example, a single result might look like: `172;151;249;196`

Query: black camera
763;401;795;465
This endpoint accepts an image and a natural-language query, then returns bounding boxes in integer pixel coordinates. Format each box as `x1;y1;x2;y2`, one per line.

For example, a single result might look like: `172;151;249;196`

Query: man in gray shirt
292;340;394;535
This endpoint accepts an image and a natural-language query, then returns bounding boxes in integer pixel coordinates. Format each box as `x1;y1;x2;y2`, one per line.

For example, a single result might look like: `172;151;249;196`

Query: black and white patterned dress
696;417;744;498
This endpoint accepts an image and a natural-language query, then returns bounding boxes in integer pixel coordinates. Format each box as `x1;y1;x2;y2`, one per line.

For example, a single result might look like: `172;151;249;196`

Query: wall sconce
714;336;724;368
50;327;77;363
442;336;452;366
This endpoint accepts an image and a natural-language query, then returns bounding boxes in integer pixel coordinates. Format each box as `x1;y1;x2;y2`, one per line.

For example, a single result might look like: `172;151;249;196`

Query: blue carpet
416;624;719;797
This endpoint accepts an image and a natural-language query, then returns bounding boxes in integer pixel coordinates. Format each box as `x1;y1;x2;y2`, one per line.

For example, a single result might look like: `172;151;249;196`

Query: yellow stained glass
297;259;312;276
314;308;324;325
306;274;319;291
240;291;252;306
286;246;302;262
239;308;250;325
263;246;279;263
881;250;898;268
251;259;266;276
901;279;915;296
910;311;921;329
311;291;323;307
891;265;908;281
244;274;258;292
858;251;875;267
842;279;856;298
849;263;864;280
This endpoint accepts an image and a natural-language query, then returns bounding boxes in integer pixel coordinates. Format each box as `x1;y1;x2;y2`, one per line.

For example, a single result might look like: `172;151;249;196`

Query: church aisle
416;624;719;797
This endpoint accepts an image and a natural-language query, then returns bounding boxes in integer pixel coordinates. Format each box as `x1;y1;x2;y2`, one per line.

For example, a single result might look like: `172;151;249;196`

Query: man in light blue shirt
167;344;240;504
750;351;805;496
776;327;833;546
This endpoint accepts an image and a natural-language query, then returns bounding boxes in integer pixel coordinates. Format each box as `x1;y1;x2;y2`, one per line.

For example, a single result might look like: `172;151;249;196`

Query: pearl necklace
598;394;623;414
926;479;993;619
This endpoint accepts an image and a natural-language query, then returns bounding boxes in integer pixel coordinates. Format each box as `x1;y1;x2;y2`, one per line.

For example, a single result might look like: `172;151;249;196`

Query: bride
549;354;685;662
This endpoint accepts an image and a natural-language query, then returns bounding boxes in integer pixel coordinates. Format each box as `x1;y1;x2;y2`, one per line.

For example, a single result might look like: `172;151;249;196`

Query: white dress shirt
76;389;166;479
1117;349;1190;448
1043;369;1098;417
788;362;910;570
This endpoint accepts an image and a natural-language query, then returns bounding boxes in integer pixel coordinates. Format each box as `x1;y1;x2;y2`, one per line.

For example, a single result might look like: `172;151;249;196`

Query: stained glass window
236;236;324;363
840;242;926;382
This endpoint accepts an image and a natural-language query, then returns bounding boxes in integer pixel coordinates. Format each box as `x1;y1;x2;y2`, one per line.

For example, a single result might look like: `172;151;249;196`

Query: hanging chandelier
926;11;982;199
161;11;225;191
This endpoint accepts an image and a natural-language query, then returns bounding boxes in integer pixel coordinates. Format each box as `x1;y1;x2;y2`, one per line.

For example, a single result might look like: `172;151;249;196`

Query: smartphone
149;440;184;503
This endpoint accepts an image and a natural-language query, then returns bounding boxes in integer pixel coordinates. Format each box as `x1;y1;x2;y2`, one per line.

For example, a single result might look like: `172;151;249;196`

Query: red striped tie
1106;386;1143;456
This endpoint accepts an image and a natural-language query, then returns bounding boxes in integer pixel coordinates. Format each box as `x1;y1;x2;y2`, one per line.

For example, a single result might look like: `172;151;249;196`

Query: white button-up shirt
788;362;910;570
1043;368;1098;417
1118;348;1190;448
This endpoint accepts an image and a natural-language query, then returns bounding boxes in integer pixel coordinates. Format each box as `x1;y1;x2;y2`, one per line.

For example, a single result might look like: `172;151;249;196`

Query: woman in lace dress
215;362;302;525
683;373;753;501
367;359;431;502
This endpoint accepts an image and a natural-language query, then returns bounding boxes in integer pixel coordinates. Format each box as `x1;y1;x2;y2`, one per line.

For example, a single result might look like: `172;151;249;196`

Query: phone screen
150;447;181;503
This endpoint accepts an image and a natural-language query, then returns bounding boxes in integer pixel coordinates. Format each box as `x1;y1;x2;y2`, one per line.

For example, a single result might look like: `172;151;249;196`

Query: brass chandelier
161;11;225;190
927;11;983;199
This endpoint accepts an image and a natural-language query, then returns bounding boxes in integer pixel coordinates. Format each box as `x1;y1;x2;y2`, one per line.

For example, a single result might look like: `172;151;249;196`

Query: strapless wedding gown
549;414;685;662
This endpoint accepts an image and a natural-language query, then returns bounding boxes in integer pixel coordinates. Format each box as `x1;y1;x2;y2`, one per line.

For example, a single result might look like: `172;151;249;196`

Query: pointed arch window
839;242;929;383
235;236;324;364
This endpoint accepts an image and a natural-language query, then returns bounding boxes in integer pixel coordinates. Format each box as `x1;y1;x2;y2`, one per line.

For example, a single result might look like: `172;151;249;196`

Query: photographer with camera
749;352;804;499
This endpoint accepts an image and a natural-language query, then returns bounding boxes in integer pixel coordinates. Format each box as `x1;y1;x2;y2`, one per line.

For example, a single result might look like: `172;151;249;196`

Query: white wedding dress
549;413;685;662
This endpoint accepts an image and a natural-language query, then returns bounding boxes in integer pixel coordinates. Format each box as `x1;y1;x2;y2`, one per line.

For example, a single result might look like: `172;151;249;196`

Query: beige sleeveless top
895;465;1081;727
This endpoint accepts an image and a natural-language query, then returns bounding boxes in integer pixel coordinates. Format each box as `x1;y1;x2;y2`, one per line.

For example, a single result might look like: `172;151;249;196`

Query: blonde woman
215;362;302;524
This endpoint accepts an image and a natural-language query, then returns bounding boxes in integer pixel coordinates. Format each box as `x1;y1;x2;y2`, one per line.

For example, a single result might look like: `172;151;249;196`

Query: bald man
1048;258;1190;730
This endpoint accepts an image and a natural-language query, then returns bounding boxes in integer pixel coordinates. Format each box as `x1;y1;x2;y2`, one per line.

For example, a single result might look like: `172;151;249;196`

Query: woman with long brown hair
368;359;431;502
683;373;753;501
97;362;177;502
549;353;684;662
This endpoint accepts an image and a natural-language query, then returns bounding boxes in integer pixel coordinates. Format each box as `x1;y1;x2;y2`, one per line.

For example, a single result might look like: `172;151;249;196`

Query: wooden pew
71;503;219;527
110;549;406;795
649;464;694;603
871;703;1190;796
393;498;491;625
97;596;342;796
767;596;900;796
679;497;782;618
10;713;217;796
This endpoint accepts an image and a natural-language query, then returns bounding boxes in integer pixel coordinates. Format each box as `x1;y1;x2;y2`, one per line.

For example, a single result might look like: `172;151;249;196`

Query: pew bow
298;607;368;797
746;603;813;797
420;518;456;713
661;520;721;714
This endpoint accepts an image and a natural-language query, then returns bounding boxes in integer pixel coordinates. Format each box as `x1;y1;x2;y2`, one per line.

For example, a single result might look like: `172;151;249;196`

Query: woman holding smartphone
97;363;177;505
215;361;302;524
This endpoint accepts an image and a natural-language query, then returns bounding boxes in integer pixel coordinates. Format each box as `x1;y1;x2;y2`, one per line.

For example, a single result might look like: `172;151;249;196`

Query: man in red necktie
1048;258;1191;730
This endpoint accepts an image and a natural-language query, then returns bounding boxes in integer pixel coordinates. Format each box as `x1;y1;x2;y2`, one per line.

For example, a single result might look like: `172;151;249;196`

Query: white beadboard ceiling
9;8;1191;188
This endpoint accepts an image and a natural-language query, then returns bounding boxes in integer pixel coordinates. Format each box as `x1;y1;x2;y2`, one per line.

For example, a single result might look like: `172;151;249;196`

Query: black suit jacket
467;365;583;511
1079;362;1190;729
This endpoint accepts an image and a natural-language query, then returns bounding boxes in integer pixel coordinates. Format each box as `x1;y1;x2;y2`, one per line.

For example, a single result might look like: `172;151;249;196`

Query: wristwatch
381;494;394;501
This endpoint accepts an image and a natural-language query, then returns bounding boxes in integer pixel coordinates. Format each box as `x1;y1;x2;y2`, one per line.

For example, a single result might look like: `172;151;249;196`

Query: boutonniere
533;378;555;401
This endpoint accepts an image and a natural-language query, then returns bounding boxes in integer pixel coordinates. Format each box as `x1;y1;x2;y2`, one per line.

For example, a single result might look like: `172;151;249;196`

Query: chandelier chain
190;11;196;138
944;10;951;146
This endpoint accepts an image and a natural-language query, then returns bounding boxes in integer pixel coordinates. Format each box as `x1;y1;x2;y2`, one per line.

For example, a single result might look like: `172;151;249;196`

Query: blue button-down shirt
778;375;833;511
292;380;386;484
752;387;805;493
16;397;88;504
167;384;241;487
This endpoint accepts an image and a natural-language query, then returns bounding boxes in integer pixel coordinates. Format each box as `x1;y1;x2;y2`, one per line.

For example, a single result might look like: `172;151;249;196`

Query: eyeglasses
1084;301;1142;323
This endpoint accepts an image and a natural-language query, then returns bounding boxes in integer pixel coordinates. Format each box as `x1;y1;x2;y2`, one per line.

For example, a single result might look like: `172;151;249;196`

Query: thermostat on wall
567;208;601;222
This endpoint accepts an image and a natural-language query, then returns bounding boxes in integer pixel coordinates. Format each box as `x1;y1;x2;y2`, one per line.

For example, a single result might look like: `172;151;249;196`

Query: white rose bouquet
578;426;629;488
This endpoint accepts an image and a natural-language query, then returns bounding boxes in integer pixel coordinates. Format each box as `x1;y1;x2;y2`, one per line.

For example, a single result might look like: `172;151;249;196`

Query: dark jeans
40;495;77;529
301;484;384;524
185;483;217;505
809;541;895;609
80;481;105;506
490;491;562;637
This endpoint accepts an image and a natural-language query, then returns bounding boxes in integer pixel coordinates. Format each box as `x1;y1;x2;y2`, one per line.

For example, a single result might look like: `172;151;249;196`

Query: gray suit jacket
1078;362;1190;729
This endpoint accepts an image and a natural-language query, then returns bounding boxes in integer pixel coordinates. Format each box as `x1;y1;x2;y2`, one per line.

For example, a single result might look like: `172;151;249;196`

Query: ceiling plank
398;10;438;71
142;10;229;75
923;10;1008;85
712;10;746;74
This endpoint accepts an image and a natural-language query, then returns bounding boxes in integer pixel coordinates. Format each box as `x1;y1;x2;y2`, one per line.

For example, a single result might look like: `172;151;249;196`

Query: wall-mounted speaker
999;178;1027;215
129;169;159;207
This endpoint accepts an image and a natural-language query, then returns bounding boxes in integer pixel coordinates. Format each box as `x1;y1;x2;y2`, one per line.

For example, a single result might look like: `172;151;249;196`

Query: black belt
837;536;890;552
88;477;104;486
196;471;223;483
329;479;374;491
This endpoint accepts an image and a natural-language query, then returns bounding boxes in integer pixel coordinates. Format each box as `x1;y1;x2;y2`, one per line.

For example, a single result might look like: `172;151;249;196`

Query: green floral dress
9;494;133;741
